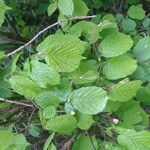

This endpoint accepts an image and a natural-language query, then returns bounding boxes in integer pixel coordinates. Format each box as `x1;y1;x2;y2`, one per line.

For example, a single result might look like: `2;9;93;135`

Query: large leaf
68;21;100;43
75;111;94;130
127;5;145;20
37;34;86;72
29;59;60;88
109;81;141;102
9;75;41;99
58;0;74;16
67;60;99;84
102;54;137;80
45;115;77;135
133;36;150;63
99;32;133;58
0;0;10;26
73;0;89;16
70;86;108;114
117;129;150;150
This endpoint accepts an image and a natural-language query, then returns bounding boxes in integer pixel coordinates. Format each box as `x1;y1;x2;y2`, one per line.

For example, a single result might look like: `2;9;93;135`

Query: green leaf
67;60;99;84
0;130;29;150
127;5;145;20
47;2;57;16
58;0;74;16
99;32;133;58
37;34;86;72
100;142;126;150
12;134;29;150
0;130;14;150
69;21;100;43
0;51;5;59
9;75;41;99
42;106;56;119
73;0;89;16
0;65;12;98
43;133;55;150
122;18;136;33
142;17;150;28
0;0;11;26
116;101;149;128
45;115;77;135
35;91;60;109
29;59;60;88
102;54;137;80
72;136;98;150
75;111;94;130
109;80;141;102
136;83;150;104
70;86;108;114
133;36;150;63
117;129;150;150
102;13;116;23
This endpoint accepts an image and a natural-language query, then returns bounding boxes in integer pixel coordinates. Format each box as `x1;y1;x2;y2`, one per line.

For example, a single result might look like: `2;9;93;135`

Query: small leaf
73;0;89;16
35;91;60;109
75;111;94;130
0;130;14;150
70;86;108;114
0;51;5;59
109;80;141;102
43;132;55;150
47;2;57;16
122;18;136;33
0;0;11;26
42;106;56;119
45;115;77;135
13;134;29;150
29;59;60;88
99;32;133;58
9;75;41;99
58;0;74;16
127;5;145;20
69;21;100;43
102;54;137;80
67;60;99;84
133;36;150;63
37;34;86;72
72;136;98;150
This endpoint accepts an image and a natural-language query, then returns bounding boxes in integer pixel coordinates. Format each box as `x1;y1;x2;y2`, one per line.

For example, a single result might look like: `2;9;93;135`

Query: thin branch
5;15;97;58
0;98;33;107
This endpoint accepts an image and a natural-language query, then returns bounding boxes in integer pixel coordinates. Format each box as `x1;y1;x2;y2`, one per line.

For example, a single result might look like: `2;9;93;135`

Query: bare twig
112;0;118;13
25;107;36;134
0;98;33;107
5;15;97;58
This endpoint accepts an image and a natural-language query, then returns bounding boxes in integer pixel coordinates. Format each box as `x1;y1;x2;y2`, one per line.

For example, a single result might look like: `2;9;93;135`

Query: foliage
0;0;150;149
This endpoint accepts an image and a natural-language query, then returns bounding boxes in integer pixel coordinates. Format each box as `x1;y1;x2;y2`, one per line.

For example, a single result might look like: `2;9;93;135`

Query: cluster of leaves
0;0;150;149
